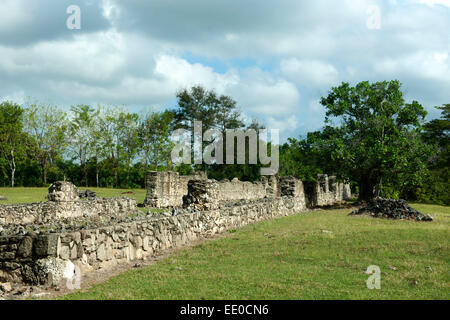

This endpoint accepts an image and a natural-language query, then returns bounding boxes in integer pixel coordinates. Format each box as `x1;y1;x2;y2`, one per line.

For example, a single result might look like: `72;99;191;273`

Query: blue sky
0;0;449;141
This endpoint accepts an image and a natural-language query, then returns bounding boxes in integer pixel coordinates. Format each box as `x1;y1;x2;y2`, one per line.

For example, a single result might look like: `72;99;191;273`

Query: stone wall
0;196;306;285
304;174;351;207
0;181;138;226
182;178;269;209
144;171;207;208
147;171;350;210
182;175;308;210
0;198;138;226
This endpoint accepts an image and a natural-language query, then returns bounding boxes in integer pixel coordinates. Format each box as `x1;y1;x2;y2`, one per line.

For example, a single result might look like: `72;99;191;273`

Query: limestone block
48;181;79;202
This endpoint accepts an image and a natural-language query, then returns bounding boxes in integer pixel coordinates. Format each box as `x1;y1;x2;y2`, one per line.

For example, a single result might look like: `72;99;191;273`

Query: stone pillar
144;171;175;207
343;183;352;200
317;174;329;193
183;179;219;209
48;181;79;202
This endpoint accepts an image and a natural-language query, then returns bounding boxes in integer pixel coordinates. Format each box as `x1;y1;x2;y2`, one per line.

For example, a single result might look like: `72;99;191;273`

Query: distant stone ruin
0;172;351;293
144;171;350;209
0;182;137;226
143;171;207;207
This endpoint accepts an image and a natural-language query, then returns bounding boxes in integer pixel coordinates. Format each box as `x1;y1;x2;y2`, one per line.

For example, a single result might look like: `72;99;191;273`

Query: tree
97;106;120;187
423;104;449;149
172;85;244;134
279;137;323;181
172;85;245;175
207;118;267;181
69;105;98;187
96;106;139;188
0;102;27;187
138;109;174;171
419;104;450;204
23;100;67;185
90;105;105;188
317;80;432;201
118;111;140;187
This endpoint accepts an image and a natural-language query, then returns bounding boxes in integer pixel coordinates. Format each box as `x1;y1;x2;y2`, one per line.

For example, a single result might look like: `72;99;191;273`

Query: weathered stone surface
0;281;12;292
17;237;33;258
48;181;79;202
34;234;59;258
144;171;207;208
33;257;72;285
78;190;97;199
0;197;138;226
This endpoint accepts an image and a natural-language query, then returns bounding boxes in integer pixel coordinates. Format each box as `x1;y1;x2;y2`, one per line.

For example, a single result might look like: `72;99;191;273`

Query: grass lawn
59;203;449;300
0;187;147;205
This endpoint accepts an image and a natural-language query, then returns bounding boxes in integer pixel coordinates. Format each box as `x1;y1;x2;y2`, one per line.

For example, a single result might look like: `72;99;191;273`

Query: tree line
0;85;265;189
0;82;448;204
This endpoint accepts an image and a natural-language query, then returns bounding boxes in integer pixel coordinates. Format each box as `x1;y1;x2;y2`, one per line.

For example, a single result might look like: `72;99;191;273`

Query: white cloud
374;50;450;81
0;0;448;140
101;0;121;25
267;115;299;133
280;58;339;88
413;0;450;7
227;68;301;117
0;30;130;82
154;54;239;93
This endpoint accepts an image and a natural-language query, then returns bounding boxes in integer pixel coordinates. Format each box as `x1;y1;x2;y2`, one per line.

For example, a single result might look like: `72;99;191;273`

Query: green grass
59;203;449;300
0;187;146;205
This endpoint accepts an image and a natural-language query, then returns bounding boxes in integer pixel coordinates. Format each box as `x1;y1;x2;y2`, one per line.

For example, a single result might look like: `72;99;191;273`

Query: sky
0;0;449;141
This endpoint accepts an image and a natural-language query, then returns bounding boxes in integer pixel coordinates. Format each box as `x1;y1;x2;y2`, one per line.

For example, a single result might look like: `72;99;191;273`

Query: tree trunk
95;156;99;188
358;175;376;202
11;167;15;187
82;163;88;187
374;175;383;198
126;159;130;188
11;150;15;188
41;156;48;185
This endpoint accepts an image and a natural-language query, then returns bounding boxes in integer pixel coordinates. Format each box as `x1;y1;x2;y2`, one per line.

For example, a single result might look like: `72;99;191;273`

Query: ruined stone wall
146;171;350;210
144;171;207;208
279;176;305;199
0;181;138;226
0;198;138;226
304;174;351;207
0;196;306;285
261;175;280;198
183;176;309;210
182;176;287;210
